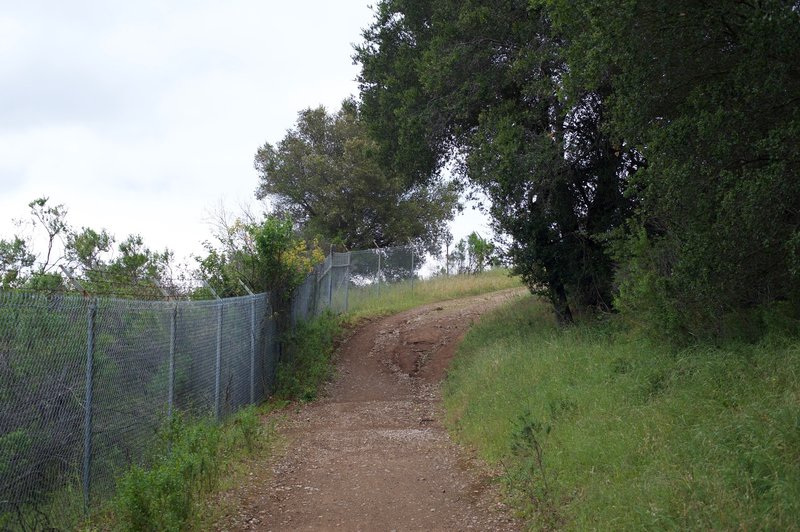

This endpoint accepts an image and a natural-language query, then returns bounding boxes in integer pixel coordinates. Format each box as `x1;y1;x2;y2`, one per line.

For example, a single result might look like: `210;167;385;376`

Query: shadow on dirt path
216;289;524;531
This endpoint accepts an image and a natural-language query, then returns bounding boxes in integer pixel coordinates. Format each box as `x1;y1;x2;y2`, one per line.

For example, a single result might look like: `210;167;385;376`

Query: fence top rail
0;289;268;310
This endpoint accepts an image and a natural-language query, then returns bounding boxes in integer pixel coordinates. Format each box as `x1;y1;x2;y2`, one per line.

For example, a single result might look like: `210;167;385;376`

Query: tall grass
346;268;522;319
444;294;800;530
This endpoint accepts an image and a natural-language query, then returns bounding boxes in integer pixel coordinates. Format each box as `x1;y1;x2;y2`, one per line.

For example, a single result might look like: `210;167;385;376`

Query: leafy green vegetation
197;214;325;300
445;231;498;276
254;101;457;252
0;197;173;297
96;406;275;531
558;0;800;340
444;295;800;530
276;311;341;402
356;0;800;336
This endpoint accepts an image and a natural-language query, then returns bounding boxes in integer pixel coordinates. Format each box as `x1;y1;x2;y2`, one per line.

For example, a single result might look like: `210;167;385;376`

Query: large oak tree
356;0;639;322
254;100;457;252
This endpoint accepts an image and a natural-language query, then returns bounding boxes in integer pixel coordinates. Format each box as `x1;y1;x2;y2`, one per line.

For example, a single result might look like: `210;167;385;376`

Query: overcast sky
0;0;489;267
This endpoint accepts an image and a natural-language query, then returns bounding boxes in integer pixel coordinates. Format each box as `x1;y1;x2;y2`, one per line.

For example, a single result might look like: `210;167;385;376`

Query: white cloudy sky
0;0;490;266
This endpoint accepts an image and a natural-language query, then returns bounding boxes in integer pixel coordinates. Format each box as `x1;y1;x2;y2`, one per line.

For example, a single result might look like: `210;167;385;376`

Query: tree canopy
555;0;800;336
356;0;799;336
356;0;640;322
254;100;457;252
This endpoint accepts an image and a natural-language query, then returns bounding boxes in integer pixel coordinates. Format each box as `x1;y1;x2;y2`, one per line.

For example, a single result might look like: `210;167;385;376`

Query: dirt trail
216;289;523;531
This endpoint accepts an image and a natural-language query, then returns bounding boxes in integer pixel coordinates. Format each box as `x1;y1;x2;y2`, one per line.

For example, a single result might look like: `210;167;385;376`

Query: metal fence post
214;302;223;421
238;280;257;404
344;251;351;313
374;242;381;297
82;299;97;512
327;252;333;309
249;296;256;404
410;245;415;293
312;269;319;317
167;303;177;419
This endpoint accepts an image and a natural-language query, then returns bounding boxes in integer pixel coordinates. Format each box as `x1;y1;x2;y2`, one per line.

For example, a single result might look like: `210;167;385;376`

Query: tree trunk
552;282;574;326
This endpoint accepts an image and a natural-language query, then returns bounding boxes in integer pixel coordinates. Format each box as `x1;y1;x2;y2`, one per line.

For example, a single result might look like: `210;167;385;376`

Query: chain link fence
0;291;276;530
0;244;431;529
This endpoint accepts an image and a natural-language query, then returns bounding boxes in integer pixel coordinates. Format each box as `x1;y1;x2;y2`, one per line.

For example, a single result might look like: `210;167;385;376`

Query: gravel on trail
215;289;524;531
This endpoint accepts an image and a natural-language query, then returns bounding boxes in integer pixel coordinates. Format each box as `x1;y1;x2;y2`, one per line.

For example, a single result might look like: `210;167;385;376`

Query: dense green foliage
198;215;323;301
356;0;800;336
553;0;800;337
275;311;340;402
111;417;222;531
254;100;457;251
356;0;640;323
104;407;270;531
0;235;34;288
444;295;800;529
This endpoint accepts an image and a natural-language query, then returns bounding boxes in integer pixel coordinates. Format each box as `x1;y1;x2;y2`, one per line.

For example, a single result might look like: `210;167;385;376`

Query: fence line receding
0;244;442;529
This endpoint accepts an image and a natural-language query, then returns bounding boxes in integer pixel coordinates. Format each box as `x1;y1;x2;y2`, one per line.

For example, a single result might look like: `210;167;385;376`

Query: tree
66;227;114;273
1;198;174;297
27;197;68;274
466;232;495;274
552;0;800;337
0;237;35;289
197;214;323;302
357;0;799;335
356;0;640;322
105;235;172;286
254;99;457;252
249;217;324;305
446;232;495;275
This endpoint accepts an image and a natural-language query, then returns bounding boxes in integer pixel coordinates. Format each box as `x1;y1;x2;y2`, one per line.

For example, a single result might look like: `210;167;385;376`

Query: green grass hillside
346;268;521;319
444;294;800;530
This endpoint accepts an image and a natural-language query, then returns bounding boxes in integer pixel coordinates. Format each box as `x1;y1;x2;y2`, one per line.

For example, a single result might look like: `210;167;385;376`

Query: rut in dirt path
218;289;523;531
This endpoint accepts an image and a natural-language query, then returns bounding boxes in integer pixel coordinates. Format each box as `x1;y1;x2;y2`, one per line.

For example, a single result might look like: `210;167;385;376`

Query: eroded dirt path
216;289;523;531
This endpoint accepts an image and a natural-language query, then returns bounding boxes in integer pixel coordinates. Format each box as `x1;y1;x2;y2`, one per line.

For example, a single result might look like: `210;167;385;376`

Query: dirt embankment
216;289;523;531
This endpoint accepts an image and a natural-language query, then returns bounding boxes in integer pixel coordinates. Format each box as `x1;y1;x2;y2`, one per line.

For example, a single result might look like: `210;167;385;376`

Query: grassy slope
444;294;800;530
346;268;522;320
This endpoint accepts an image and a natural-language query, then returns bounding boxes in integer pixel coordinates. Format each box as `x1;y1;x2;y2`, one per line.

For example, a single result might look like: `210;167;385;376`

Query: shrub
275;311;340;402
108;405;269;531
111;416;220;531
